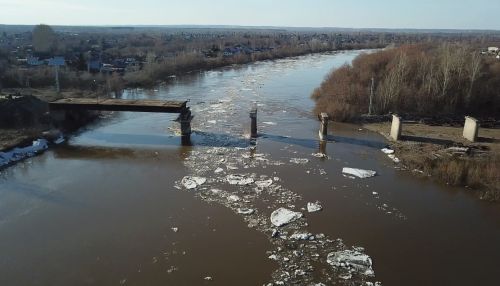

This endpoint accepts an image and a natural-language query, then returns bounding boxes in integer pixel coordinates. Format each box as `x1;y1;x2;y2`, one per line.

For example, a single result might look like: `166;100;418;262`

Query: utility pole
369;77;374;115
55;65;60;93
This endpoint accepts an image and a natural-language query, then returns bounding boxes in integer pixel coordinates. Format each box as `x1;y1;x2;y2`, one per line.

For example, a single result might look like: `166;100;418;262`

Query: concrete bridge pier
250;108;258;138
319;113;329;141
390;114;402;141
177;108;193;144
319;139;327;156
463;116;479;142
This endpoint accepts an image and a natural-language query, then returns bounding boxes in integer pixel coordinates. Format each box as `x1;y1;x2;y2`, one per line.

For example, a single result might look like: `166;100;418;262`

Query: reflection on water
0;51;500;285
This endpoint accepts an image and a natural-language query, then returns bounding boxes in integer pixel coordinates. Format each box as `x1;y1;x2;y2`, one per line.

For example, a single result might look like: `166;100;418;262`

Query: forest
312;43;500;120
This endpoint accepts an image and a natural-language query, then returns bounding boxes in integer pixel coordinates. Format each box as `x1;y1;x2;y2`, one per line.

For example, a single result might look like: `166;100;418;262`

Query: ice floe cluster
0;139;49;167
174;146;381;285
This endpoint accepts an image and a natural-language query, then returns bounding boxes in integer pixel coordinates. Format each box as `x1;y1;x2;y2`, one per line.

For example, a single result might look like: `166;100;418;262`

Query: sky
0;0;499;30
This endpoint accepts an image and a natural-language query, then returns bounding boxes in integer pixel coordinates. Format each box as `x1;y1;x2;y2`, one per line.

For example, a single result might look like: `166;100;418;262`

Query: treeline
0;26;387;91
312;43;500;120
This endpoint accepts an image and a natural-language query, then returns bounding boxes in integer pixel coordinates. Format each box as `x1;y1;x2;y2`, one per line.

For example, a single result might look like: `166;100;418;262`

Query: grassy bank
365;122;500;201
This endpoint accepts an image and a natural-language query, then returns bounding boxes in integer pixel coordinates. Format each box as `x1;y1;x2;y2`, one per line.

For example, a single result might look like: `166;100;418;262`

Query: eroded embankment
0;94;97;168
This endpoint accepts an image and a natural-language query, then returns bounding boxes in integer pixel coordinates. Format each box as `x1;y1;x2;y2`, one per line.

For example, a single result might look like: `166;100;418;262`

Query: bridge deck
49;98;188;113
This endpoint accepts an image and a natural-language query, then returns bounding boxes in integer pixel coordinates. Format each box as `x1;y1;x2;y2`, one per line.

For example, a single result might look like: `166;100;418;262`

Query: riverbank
364;121;500;201
0;92;98;164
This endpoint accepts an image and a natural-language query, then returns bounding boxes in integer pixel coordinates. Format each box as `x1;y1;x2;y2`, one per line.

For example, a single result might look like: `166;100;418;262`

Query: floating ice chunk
227;195;241;202
262;122;277;126
342;168;377;179
268;254;279;261
214;167;224;174
290;158;309;164
307;202;323;213
204;276;213;281
210;189;223;195
311;153;328;159
327;250;374;276
207;120;217;124
237;208;255;215
270;208;303;227
289;232;314;240
227;174;254;185
381;148;394;154
255;179;273;188
181;176;206;189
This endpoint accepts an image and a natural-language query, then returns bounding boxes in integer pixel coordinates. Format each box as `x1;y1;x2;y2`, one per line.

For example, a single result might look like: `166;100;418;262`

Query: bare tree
467;51;482;106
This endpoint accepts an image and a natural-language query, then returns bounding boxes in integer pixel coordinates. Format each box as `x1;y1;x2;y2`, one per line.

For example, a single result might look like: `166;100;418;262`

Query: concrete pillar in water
250;108;257;138
319;112;329;141
319;139;327;156
463;116;479;142
178;108;193;144
390;114;402;141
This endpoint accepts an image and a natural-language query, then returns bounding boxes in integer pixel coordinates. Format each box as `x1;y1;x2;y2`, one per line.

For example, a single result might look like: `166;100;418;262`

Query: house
488;47;499;54
27;56;44;66
223;48;234;57
47;56;65;66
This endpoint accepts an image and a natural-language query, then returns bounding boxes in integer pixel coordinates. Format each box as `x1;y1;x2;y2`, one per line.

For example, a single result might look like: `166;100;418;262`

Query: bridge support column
177;108;193;144
250;108;257;138
319;112;329;141
463;116;479;142
390;114;402;141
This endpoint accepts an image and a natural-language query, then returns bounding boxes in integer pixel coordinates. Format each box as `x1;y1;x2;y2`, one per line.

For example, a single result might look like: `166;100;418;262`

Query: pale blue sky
1;0;499;30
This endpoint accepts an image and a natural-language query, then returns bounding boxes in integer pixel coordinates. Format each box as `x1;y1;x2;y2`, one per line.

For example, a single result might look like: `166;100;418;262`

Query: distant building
27;56;44;66
47;56;65;66
488;47;499;54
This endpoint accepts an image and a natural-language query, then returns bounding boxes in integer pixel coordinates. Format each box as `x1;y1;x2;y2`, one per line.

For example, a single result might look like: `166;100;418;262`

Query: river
1;51;500;286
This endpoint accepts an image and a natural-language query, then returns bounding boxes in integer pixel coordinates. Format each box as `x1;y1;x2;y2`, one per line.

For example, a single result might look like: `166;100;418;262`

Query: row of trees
312;43;500;120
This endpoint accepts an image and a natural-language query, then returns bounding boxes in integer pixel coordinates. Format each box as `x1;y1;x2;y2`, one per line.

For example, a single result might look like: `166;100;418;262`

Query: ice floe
311;153;328;159
181;176;207;189
227;174;254;185
270;208;303;227
290;158;309;164
255;179;273;188
289;232;314;241
237;208;255;215
307;202;323;213
327;249;374;276
342;168;377;179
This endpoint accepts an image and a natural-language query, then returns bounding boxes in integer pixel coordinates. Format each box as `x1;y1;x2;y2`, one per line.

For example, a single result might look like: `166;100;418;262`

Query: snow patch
0;139;48;167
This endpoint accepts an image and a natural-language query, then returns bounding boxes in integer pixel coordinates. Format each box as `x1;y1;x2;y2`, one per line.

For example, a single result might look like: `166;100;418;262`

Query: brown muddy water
1;51;500;286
